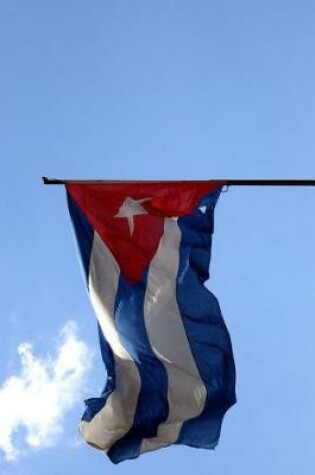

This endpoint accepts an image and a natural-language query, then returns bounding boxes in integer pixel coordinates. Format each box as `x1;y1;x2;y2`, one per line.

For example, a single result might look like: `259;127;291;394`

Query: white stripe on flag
80;232;141;451
140;218;207;454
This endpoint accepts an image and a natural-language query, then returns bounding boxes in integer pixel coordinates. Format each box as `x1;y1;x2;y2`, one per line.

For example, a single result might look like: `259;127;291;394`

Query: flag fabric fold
66;181;236;463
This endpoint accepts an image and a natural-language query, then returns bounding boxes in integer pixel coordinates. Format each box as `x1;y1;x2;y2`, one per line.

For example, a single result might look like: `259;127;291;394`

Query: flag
66;181;236;464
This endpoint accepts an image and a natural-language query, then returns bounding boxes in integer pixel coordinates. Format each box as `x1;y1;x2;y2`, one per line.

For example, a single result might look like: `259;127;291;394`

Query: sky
1;0;315;473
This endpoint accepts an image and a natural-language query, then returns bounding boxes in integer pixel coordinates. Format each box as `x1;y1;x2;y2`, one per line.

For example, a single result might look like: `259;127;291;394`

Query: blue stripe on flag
82;323;116;423
175;190;236;448
67;193;94;282
107;272;169;463
67;193;116;423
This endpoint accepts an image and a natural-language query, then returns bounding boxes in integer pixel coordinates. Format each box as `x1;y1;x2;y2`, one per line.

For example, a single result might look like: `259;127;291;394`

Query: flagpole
42;177;315;187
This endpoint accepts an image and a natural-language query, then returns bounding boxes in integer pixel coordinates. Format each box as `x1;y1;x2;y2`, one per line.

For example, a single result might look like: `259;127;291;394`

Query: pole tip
42;177;65;185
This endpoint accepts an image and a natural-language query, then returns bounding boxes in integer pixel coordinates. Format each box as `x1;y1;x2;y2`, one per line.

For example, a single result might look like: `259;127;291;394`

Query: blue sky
1;0;315;473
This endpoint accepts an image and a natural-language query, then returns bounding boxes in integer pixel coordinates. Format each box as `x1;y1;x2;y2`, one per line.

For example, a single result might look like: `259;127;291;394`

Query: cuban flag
66;181;236;464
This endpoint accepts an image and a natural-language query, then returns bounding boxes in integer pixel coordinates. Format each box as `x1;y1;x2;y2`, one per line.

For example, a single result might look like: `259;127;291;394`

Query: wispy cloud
0;321;92;462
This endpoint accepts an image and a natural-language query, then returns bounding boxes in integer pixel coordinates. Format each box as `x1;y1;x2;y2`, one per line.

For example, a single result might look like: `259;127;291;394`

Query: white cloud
0;321;92;462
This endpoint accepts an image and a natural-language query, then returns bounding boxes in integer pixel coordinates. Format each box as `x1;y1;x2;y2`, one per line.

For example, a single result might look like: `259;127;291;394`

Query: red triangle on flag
67;182;220;284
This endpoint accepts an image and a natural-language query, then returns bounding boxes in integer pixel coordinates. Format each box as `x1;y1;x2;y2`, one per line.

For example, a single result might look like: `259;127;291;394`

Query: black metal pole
42;177;315;187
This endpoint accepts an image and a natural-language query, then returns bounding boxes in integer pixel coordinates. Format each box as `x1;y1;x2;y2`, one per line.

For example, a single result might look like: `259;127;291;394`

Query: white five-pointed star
115;196;150;235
